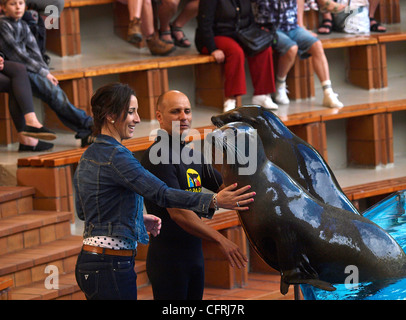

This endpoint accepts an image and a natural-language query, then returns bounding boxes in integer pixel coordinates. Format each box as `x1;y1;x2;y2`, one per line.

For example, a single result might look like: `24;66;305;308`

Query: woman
0;54;55;151
74;83;255;300
195;0;278;112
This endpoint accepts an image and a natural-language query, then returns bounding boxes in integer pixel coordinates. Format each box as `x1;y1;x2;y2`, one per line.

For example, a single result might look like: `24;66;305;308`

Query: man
141;90;248;300
254;0;344;108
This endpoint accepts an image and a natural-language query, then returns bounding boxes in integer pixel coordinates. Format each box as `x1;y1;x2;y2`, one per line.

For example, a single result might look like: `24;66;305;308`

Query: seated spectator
195;0;278;112
0;54;55;151
0;0;95;147
158;0;198;48
254;0;344;108
126;0;176;55
318;0;386;34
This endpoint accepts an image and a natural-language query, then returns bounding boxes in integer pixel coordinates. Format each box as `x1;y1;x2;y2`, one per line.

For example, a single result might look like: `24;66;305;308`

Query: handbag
232;0;280;56
235;24;277;56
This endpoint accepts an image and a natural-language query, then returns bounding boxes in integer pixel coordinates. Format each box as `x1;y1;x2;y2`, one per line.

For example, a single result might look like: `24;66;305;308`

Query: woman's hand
216;183;255;211
144;214;162;237
211;49;225;63
0;56;4;71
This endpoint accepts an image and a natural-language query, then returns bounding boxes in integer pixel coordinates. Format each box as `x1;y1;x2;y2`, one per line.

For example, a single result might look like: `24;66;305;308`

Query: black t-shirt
141;133;223;255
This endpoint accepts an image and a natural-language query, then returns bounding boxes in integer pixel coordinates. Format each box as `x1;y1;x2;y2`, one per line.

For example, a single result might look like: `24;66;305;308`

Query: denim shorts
75;249;138;300
275;26;319;59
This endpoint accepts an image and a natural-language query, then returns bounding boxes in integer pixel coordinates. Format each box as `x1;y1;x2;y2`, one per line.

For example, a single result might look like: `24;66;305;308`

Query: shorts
274;26;319;59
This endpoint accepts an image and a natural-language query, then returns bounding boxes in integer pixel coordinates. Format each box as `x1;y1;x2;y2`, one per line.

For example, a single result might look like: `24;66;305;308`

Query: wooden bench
0;277;13;300
287;34;387;100
343;176;406;211
284;98;406;167
44;54;218;130
0;93;18;145
287;3;404;100
46;0;115;56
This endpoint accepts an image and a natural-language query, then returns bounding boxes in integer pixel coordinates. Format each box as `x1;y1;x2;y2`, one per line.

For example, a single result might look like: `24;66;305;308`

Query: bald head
156;90;192;136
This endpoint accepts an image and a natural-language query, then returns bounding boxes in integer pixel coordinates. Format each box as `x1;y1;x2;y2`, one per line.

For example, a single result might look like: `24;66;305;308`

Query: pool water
301;190;406;300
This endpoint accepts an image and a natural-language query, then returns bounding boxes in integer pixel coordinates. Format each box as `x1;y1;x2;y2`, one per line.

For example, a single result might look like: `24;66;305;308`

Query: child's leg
28;72;93;139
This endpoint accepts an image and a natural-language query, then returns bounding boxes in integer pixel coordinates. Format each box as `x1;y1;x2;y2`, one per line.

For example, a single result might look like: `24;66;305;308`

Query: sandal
318;19;333;35
159;30;174;44
170;24;191;48
370;17;386;33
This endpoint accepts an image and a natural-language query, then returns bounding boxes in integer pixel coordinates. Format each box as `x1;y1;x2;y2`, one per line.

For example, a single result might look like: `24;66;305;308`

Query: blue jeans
28;72;93;139
75;250;138;300
275;26;319;59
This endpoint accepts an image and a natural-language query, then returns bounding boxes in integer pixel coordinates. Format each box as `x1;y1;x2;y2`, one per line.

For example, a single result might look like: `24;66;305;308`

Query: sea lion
211;105;359;214
206;122;406;294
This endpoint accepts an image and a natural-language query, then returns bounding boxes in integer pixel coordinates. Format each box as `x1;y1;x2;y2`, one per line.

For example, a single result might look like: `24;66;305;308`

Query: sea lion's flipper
280;269;336;294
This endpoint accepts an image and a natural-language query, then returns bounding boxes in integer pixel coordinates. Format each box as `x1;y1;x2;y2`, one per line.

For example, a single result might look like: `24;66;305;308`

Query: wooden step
10;272;84;300
9;259;147;300
0;235;82;277
0;210;73;253
1;234;148;300
0;186;35;218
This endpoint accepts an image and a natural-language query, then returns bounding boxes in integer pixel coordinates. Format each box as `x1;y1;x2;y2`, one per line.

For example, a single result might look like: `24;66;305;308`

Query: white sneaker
252;94;278;110
323;92;344;108
274;84;290;105
223;98;236;112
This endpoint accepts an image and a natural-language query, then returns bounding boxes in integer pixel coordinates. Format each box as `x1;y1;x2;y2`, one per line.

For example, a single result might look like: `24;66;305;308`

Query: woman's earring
111;120;115;124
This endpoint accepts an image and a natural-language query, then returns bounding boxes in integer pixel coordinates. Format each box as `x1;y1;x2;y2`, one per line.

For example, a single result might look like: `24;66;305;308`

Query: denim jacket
73;135;215;245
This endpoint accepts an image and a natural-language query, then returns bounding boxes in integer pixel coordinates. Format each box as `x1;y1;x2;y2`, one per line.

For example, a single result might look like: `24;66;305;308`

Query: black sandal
370;17;386;33
170;25;191;48
318;19;333;35
159;30;174;44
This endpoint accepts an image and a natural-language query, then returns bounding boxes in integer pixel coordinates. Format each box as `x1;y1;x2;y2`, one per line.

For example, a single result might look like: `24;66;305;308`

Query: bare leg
308;40;343;108
24;112;42;128
158;0;179;42
276;45;298;79
307;40;329;83
142;0;155;37
128;0;143;20
170;0;198;46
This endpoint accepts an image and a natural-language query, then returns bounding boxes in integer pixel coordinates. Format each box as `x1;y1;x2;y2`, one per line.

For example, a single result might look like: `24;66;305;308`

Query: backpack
22;8;51;65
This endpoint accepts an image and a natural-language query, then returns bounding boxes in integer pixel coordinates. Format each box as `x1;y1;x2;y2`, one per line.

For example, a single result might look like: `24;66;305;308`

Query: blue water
301;190;406;300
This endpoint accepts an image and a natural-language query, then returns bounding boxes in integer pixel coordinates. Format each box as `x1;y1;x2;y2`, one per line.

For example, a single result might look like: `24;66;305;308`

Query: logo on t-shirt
186;168;202;192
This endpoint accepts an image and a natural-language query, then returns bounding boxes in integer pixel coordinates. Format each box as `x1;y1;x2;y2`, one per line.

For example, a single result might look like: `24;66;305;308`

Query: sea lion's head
211;105;268;128
205;121;266;177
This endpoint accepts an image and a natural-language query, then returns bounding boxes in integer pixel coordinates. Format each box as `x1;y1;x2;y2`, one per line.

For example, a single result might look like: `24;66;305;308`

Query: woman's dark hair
91;83;135;135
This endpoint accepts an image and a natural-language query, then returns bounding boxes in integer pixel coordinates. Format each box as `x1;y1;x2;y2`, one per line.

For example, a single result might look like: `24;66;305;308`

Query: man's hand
144;214;162;237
